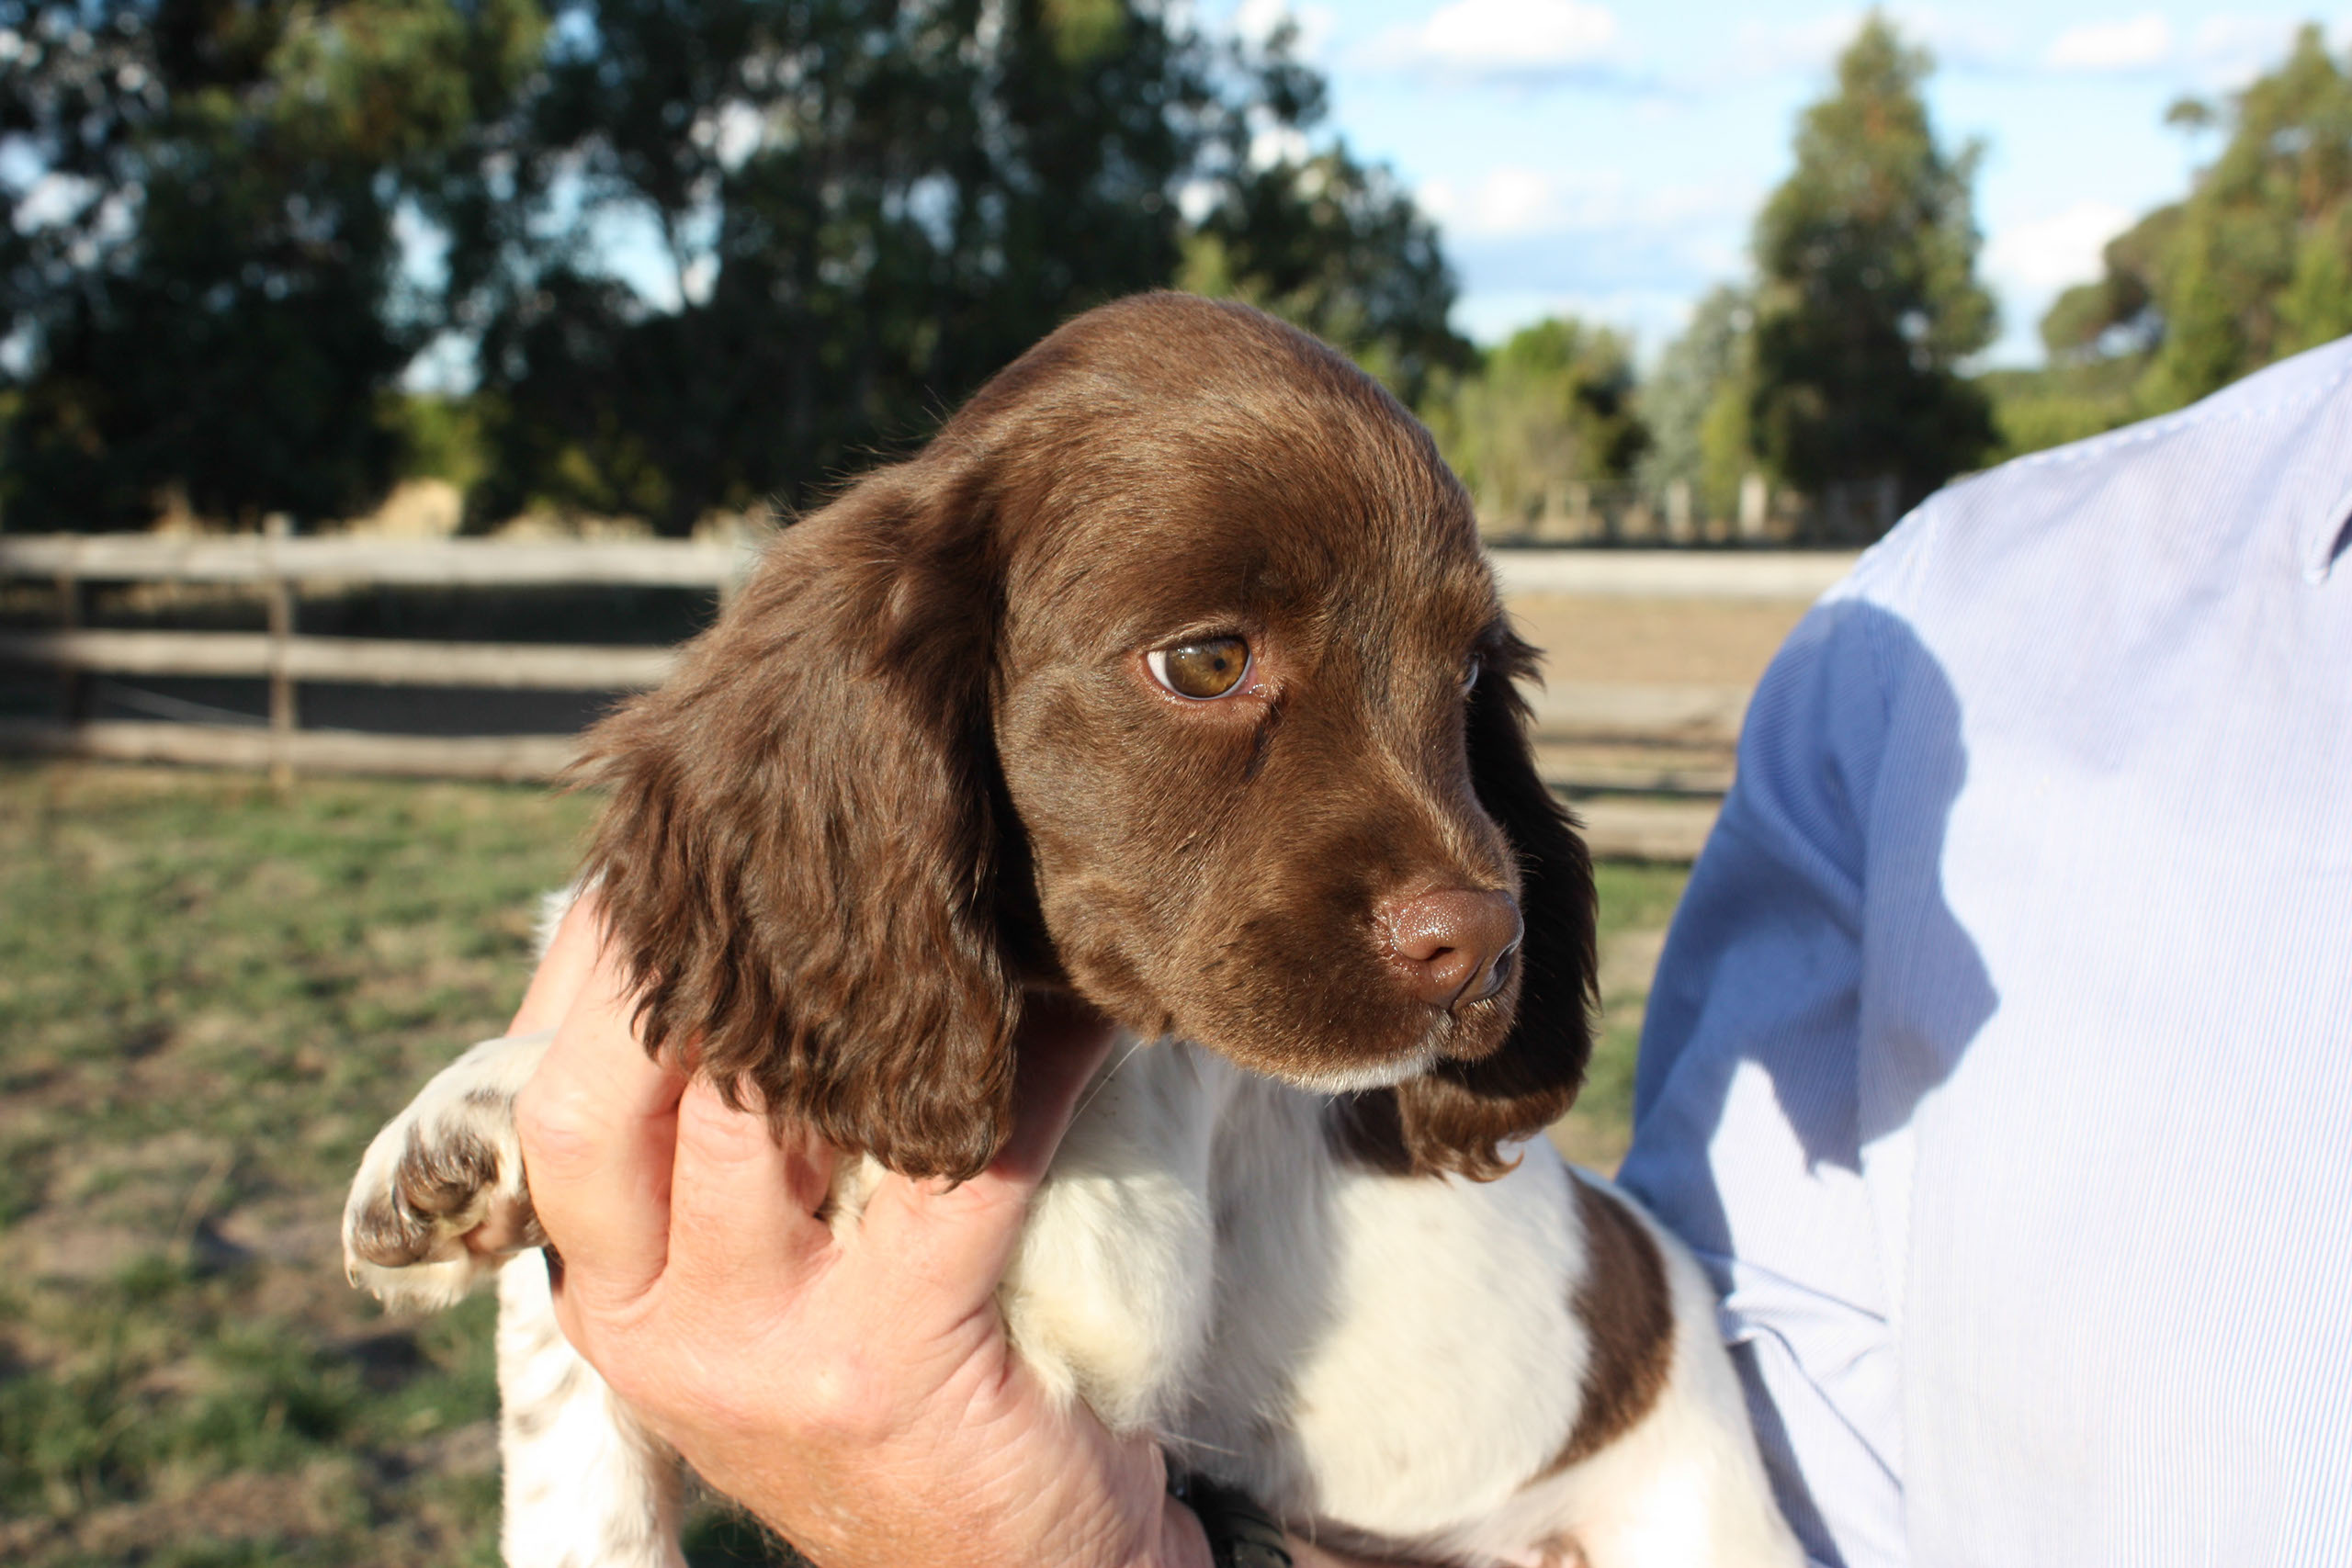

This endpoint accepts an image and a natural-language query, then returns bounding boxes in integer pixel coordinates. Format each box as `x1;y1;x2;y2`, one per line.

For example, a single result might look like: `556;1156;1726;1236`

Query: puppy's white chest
997;1040;1590;1549
995;1039;1227;1433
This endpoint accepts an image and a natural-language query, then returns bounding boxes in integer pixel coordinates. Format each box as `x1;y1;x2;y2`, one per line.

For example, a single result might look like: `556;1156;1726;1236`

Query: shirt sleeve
1615;592;1911;1568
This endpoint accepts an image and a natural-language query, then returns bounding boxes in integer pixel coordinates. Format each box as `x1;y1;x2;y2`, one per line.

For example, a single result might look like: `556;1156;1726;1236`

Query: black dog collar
1170;1472;1294;1568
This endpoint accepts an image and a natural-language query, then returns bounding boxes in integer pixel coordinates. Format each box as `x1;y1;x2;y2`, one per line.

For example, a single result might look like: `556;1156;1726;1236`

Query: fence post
55;568;88;726
1565;482;1592;543
264;513;298;787
1665;480;1694;544
1737;472;1770;541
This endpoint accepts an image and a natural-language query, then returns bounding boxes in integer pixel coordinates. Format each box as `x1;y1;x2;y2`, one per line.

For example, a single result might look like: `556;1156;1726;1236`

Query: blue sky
1216;0;2352;364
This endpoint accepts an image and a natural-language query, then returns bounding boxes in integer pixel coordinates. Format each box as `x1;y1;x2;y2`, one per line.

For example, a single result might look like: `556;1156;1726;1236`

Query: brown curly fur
574;293;1598;1181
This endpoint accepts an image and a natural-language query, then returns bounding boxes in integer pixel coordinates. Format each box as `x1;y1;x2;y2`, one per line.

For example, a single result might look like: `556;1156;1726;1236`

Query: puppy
344;294;1800;1568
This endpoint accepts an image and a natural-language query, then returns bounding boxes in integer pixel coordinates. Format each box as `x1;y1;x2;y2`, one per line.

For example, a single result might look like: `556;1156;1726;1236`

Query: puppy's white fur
347;1014;1798;1568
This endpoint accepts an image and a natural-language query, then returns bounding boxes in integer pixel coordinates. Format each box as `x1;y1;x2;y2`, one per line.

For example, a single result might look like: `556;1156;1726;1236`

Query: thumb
857;996;1118;1286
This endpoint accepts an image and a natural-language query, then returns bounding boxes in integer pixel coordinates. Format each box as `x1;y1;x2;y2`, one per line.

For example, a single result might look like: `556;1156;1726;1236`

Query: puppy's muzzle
1379;888;1523;1013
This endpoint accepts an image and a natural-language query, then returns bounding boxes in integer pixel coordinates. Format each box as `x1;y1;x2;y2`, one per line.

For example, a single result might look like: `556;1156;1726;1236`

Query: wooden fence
0;531;1858;860
1477;474;1910;549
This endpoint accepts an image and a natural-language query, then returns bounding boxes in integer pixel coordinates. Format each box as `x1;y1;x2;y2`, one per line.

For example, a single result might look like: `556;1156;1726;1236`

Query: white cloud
1426;0;1616;67
1894;7;2023;70
1984;200;2134;293
1231;0;1338;59
1418;166;1748;241
1450;287;1703;355
1363;0;1622;79
1420;169;1756;349
1694;7;2018;88
1715;11;1861;79
1419;168;1565;237
2044;14;2174;72
2183;15;2303;87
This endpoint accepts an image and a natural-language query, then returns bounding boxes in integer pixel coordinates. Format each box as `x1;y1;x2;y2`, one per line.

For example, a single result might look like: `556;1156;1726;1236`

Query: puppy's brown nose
1380;889;1523;1011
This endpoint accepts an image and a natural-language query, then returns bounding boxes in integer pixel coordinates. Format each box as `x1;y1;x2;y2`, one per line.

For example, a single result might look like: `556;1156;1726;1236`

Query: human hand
508;893;1208;1568
507;896;1432;1568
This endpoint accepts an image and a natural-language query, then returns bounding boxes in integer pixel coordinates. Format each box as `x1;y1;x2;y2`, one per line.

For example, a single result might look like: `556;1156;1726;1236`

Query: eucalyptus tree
0;0;543;529
468;0;1466;532
2041;25;2352;411
1747;13;1996;520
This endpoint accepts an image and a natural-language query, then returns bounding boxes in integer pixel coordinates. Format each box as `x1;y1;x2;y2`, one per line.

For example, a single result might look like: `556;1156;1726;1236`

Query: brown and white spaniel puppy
343;294;1799;1568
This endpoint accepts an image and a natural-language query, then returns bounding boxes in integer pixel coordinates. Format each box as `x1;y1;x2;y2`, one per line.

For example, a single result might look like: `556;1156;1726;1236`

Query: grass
1550;860;1690;1170
0;762;589;1566
0;761;1688;1564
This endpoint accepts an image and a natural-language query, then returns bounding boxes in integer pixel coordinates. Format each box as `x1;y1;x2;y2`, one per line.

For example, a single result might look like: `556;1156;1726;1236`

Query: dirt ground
0;591;1776;1563
1504;593;1810;689
0;761;1687;1567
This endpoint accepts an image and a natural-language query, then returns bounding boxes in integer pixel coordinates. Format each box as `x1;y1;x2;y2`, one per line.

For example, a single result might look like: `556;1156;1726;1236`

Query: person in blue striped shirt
1619;334;2352;1567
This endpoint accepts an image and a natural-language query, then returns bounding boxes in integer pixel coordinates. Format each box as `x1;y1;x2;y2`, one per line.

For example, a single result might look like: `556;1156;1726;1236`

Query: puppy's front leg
345;1033;691;1567
344;1032;552;1311
496;1253;687;1568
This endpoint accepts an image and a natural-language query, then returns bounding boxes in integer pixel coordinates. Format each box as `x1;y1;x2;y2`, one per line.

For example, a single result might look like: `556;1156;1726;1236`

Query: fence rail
0;717;579;782
0;629;679;690
0;534;1844;859
0;533;759;588
0;533;1856;597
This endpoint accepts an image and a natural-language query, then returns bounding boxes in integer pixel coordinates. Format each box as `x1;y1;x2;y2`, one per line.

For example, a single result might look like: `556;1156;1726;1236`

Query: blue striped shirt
1617;337;2352;1567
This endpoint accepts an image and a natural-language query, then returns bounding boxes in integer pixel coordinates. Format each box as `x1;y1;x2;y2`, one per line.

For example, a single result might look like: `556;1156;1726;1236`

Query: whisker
1071;1034;1150;1124
1158;1431;1245;1461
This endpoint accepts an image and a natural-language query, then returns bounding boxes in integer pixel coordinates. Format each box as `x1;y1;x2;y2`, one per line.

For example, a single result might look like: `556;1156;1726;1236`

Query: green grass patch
0;760;1687;1563
0;762;589;1566
1550;860;1691;1171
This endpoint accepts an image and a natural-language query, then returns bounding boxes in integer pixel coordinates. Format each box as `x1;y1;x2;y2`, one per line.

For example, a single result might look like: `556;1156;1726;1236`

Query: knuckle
919;1173;1024;1229
793;1353;893;1444
675;1084;771;1166
513;1078;605;1175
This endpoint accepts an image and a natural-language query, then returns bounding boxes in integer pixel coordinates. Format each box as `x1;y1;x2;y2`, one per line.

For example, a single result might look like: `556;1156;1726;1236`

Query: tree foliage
1747;13;1996;514
0;1;1463;533
0;0;544;530
1425;316;1641;529
1635;284;1755;517
473;0;1220;530
1179;140;1469;411
2041;25;2352;412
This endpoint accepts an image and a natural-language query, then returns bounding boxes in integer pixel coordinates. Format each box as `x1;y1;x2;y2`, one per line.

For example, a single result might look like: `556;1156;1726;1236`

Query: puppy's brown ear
1358;631;1600;1179
573;460;1022;1181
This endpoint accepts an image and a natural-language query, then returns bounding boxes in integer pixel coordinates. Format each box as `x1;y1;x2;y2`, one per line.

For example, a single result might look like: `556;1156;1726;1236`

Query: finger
515;933;687;1308
661;1079;839;1303
857;995;1118;1285
508;891;605;1037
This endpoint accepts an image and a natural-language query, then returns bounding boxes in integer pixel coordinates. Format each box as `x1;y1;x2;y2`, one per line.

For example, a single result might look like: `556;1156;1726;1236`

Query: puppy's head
579;294;1596;1181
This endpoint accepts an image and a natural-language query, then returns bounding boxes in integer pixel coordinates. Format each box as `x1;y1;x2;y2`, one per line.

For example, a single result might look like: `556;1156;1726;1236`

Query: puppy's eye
1148;637;1251;700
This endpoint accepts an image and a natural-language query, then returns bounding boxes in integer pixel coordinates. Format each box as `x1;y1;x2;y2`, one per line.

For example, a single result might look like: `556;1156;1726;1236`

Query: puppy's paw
343;1032;554;1313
